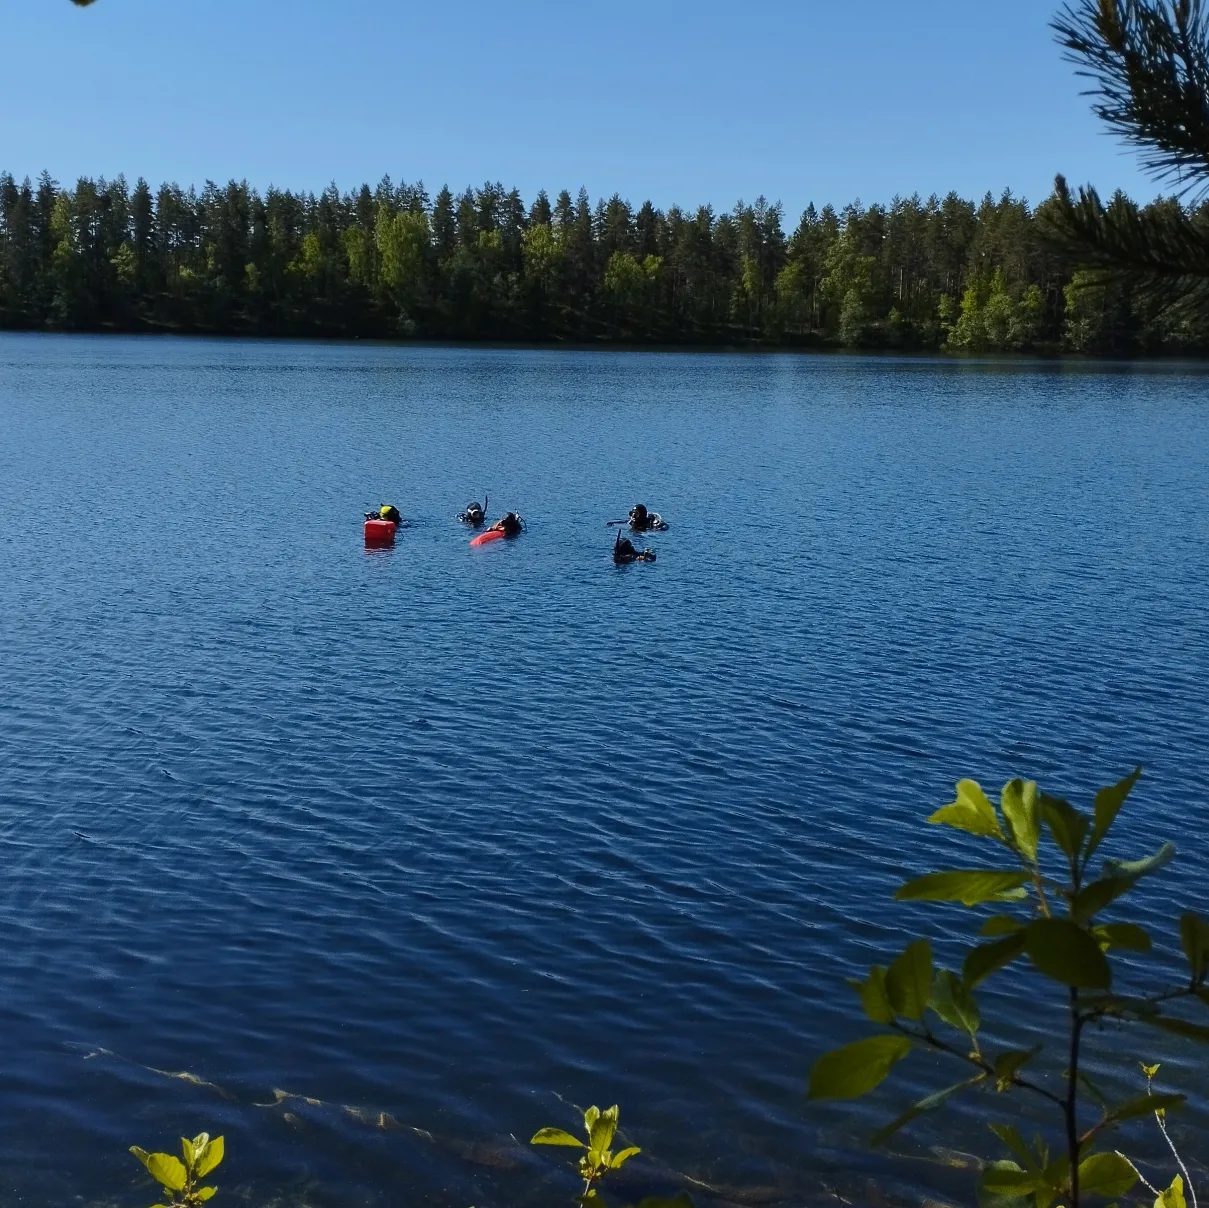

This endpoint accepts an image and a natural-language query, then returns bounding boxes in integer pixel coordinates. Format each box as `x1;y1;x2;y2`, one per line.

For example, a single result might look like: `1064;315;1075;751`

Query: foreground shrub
532;1104;641;1199
809;769;1207;1208
129;1131;224;1207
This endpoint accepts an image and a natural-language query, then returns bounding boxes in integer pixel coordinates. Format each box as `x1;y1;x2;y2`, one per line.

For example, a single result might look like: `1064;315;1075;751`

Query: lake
1;334;1206;1207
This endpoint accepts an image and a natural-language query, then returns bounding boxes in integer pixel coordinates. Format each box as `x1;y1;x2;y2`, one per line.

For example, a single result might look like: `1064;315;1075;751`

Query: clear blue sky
5;0;1156;217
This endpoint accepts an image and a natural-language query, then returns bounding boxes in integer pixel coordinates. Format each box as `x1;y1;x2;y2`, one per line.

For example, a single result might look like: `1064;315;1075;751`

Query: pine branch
1041;174;1209;306
1052;0;1209;193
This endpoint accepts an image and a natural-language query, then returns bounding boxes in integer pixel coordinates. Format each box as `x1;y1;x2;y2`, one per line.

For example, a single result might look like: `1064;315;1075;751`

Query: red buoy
470;528;507;547
364;518;397;547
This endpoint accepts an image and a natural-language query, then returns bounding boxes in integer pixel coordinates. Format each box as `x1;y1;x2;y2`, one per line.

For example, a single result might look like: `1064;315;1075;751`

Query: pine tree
1048;0;1209;308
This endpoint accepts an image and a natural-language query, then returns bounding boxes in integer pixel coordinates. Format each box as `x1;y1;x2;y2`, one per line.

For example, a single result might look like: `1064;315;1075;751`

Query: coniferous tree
1048;0;1209;311
3;164;1208;352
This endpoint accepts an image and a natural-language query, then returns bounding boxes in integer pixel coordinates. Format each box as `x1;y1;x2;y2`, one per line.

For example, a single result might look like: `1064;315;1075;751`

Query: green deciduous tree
376;207;429;298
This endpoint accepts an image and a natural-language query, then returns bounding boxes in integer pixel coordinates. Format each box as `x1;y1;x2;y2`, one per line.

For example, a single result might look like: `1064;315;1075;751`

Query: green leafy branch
129;1132;224;1207
531;1105;641;1199
809;770;1208;1208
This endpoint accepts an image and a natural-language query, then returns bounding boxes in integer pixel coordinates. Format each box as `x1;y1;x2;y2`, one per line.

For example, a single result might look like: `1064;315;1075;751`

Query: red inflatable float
364;518;397;547
470;528;506;547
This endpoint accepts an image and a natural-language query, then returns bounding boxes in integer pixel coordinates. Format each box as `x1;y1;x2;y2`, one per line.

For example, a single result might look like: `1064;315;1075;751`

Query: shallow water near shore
1;335;1207;1207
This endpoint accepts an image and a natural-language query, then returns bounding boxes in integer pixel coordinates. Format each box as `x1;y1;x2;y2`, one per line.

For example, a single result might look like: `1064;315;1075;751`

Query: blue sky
5;0;1156;217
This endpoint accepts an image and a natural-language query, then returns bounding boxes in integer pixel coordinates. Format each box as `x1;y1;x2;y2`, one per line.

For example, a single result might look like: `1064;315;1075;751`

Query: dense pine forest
3;170;1208;354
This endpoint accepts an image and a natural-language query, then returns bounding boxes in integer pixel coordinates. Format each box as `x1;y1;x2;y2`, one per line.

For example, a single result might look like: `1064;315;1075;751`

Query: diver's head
631;503;648;520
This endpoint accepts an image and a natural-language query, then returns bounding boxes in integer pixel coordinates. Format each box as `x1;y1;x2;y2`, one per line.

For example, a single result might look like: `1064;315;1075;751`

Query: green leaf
1040;794;1089;860
928;780;1004;839
1024;918;1112;989
988;1123;1036;1170
1103;841;1176;884
530;1128;585;1147
991;1046;1040;1091
856;966;894;1024
1102;1092;1186;1126
981;1160;1043;1196
1022;1158;1067;1208
610;1146;641;1168
1072;844;1175;922
194;1135;223;1178
896;870;1030;907
1072;876;1132;922
1040;1156;1071;1192
964;931;1028;987
1144;1015;1209;1044
1087;767;1142;860
870;1076;983;1145
929;968;980;1037
978;1162;1034;1208
1000;779;1040;862
980;914;1024;937
885;939;933;1021
1179;912;1208;983
1156;1175;1187;1208
131;1151;187;1193
180;1136;196;1168
808;1035;913;1100
588;1106;618;1155
583;1106;599;1133
1093;922;1152;952
1077;1151;1138;1197
197;1188;218;1202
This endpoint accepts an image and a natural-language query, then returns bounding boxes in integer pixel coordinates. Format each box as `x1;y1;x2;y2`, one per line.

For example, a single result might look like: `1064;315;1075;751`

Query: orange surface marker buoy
470;528;507;547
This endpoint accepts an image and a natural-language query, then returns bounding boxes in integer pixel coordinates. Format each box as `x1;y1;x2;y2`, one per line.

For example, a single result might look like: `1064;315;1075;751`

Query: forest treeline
3;170;1208;354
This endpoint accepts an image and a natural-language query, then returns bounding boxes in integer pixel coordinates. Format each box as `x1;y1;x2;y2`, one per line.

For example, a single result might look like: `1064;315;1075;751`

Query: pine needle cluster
1047;0;1209;308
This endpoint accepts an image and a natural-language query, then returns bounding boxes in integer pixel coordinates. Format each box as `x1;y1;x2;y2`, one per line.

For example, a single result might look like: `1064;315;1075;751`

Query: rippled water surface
1;335;1207;1207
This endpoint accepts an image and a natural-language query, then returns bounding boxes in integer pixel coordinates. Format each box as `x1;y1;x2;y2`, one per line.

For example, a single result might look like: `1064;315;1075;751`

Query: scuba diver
457;495;487;527
614;531;656;564
627;503;668;532
366;504;402;524
487;511;524;537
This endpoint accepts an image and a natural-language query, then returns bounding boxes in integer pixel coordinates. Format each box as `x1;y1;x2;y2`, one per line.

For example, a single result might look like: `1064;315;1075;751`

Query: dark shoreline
5;327;1209;366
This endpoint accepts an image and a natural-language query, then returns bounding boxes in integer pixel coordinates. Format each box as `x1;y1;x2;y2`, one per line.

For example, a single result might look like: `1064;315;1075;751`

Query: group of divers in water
364;499;667;563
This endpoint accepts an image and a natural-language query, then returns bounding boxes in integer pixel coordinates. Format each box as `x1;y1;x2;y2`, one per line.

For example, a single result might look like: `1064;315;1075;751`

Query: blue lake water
1;334;1207;1207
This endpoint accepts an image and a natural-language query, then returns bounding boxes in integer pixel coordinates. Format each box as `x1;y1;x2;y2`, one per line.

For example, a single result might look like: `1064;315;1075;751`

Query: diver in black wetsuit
458;497;487;526
366;504;403;523
628;503;668;532
614;531;656;564
488;511;524;537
